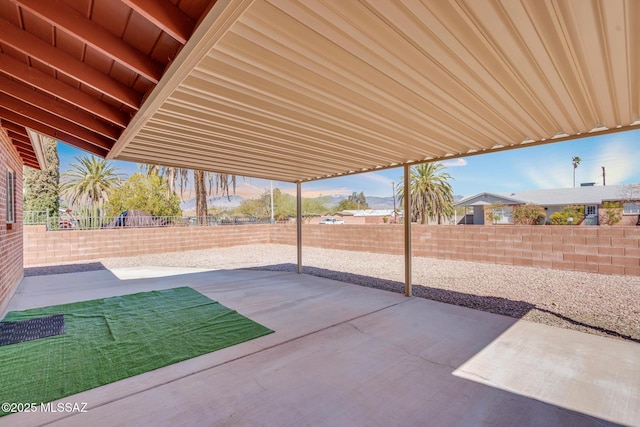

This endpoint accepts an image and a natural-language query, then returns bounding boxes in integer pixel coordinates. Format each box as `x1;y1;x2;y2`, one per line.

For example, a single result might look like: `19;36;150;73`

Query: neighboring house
455;184;640;226
337;209;400;224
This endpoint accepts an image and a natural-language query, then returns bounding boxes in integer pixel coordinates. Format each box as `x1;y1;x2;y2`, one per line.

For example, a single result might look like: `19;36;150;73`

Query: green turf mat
0;287;273;416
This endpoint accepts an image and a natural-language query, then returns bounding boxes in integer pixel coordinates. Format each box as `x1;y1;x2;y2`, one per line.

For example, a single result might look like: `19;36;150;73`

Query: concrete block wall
23;223;640;276
273;224;640;276
0;130;24;314
24;225;271;266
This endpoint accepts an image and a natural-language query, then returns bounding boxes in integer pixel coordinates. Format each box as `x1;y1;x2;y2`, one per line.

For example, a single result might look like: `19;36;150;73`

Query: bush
549;205;584;225
601;202;622;225
512;204;545;225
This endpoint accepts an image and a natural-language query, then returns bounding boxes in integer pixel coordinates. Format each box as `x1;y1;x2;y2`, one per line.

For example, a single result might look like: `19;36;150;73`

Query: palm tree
143;164;235;224
572;156;581;187
60;156;122;222
397;162;454;224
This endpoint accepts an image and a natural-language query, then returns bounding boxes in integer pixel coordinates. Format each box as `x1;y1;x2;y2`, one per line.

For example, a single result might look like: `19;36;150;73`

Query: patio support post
297;181;302;274
403;164;412;297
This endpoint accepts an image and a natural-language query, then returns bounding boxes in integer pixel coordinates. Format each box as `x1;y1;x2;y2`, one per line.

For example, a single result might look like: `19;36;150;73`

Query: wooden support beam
0;19;143;110
122;0;195;44
0;93;113;150
0;77;121;140
0;53;129;128
7;131;30;145
0;108;109;157
14;145;37;159
0;120;28;136
11;0;164;83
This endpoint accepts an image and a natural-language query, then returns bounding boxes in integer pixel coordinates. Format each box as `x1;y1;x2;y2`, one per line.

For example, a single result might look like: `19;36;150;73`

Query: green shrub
549;205;584;225
601;202;622;225
512;204;545;225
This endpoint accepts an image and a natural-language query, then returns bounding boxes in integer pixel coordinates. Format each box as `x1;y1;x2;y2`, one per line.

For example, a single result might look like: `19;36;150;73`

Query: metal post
403;164;412;297
296;181;302;274
270;180;275;223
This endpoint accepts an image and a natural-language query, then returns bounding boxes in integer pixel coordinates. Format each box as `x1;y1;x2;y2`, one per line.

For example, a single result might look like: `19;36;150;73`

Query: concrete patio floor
2;266;639;426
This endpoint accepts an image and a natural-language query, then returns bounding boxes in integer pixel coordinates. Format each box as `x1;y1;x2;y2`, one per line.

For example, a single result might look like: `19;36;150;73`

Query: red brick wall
23;223;640;276
0;130;24;314
24;224;271;266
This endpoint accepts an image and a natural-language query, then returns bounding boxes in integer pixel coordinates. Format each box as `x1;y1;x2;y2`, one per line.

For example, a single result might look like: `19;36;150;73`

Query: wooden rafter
0;107;109;157
10;0;164;84
1;120;28;136
0;53;129;128
122;0;195;44
0;78;121;140
0;93;113;150
7;131;30;144
0;19;142;110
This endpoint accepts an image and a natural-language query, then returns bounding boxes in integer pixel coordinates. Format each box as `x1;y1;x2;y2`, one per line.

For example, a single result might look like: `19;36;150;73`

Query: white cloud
442;158;468;167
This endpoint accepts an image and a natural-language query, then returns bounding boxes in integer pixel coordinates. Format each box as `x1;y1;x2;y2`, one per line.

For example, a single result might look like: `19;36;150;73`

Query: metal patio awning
109;0;639;183
1;0;638;182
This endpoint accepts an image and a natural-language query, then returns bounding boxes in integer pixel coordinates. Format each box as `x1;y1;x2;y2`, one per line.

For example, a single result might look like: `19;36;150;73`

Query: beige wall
0;130;24;314
25;223;640;277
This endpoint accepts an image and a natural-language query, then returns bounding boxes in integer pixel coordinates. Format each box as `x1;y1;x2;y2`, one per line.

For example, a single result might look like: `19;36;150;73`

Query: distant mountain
180;194;246;212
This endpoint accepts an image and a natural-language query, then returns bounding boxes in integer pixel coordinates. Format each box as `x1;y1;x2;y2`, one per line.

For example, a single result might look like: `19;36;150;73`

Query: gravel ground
26;244;640;343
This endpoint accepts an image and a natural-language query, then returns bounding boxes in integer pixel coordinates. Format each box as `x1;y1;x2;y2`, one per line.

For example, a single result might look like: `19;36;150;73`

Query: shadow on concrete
248;263;639;344
24;262;107;277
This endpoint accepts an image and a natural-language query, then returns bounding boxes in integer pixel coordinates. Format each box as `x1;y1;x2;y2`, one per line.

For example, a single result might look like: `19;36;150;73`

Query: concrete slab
1;268;638;426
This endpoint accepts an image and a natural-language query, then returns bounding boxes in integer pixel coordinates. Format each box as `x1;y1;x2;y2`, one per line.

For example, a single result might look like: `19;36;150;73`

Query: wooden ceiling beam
14;145;37;158
0;120;28;136
0;19;142;110
0;107;109;157
7;131;30;144
0;93;113;150
11;0;164;83
0;53;129;128
122;0;195;44
0;77;121;141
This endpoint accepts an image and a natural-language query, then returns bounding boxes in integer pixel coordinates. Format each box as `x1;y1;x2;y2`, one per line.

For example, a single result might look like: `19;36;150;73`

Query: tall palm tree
143;164;235;224
60;156;122;220
572;156;581;187
397;162;454;224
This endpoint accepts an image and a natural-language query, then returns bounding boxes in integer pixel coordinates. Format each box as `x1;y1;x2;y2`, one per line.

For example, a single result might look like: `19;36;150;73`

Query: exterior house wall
24;223;640;277
0;130;24;315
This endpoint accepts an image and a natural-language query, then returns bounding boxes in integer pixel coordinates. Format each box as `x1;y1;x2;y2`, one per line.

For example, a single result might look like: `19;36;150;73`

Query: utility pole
270;181;274;224
392;181;396;223
602;166;606;186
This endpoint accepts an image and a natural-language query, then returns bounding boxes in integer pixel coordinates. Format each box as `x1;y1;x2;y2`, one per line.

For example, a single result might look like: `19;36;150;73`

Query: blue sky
58;128;640;199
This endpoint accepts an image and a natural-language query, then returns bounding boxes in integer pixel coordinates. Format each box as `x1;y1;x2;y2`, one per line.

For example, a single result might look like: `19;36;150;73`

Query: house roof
1;1;639;182
456;184;640;207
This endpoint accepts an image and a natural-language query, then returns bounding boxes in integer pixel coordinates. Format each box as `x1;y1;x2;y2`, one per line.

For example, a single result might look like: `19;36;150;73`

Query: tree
23;137;59;216
397;163;454;224
104;173;182;218
142;164;235;225
601;202;622;226
487;202;504;224
60;156;122;218
336;191;370;211
572;156;581;187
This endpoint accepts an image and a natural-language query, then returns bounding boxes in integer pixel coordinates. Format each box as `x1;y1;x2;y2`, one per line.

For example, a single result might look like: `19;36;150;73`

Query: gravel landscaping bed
26;244;640;343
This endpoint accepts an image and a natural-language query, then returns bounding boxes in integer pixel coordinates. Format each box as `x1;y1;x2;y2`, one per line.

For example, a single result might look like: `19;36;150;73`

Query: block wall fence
24;224;640;276
0;131;24;315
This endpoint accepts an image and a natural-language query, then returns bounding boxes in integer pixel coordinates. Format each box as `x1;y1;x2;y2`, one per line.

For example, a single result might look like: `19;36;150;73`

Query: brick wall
23;223;640;276
275;224;640;276
0;130;24;314
24;224;271;266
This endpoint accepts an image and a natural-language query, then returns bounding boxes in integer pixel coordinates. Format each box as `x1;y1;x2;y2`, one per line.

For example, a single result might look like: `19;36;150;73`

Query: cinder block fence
24;224;640;276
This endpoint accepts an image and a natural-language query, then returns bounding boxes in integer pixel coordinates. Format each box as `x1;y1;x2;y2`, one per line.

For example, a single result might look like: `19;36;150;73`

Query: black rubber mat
0;314;65;346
